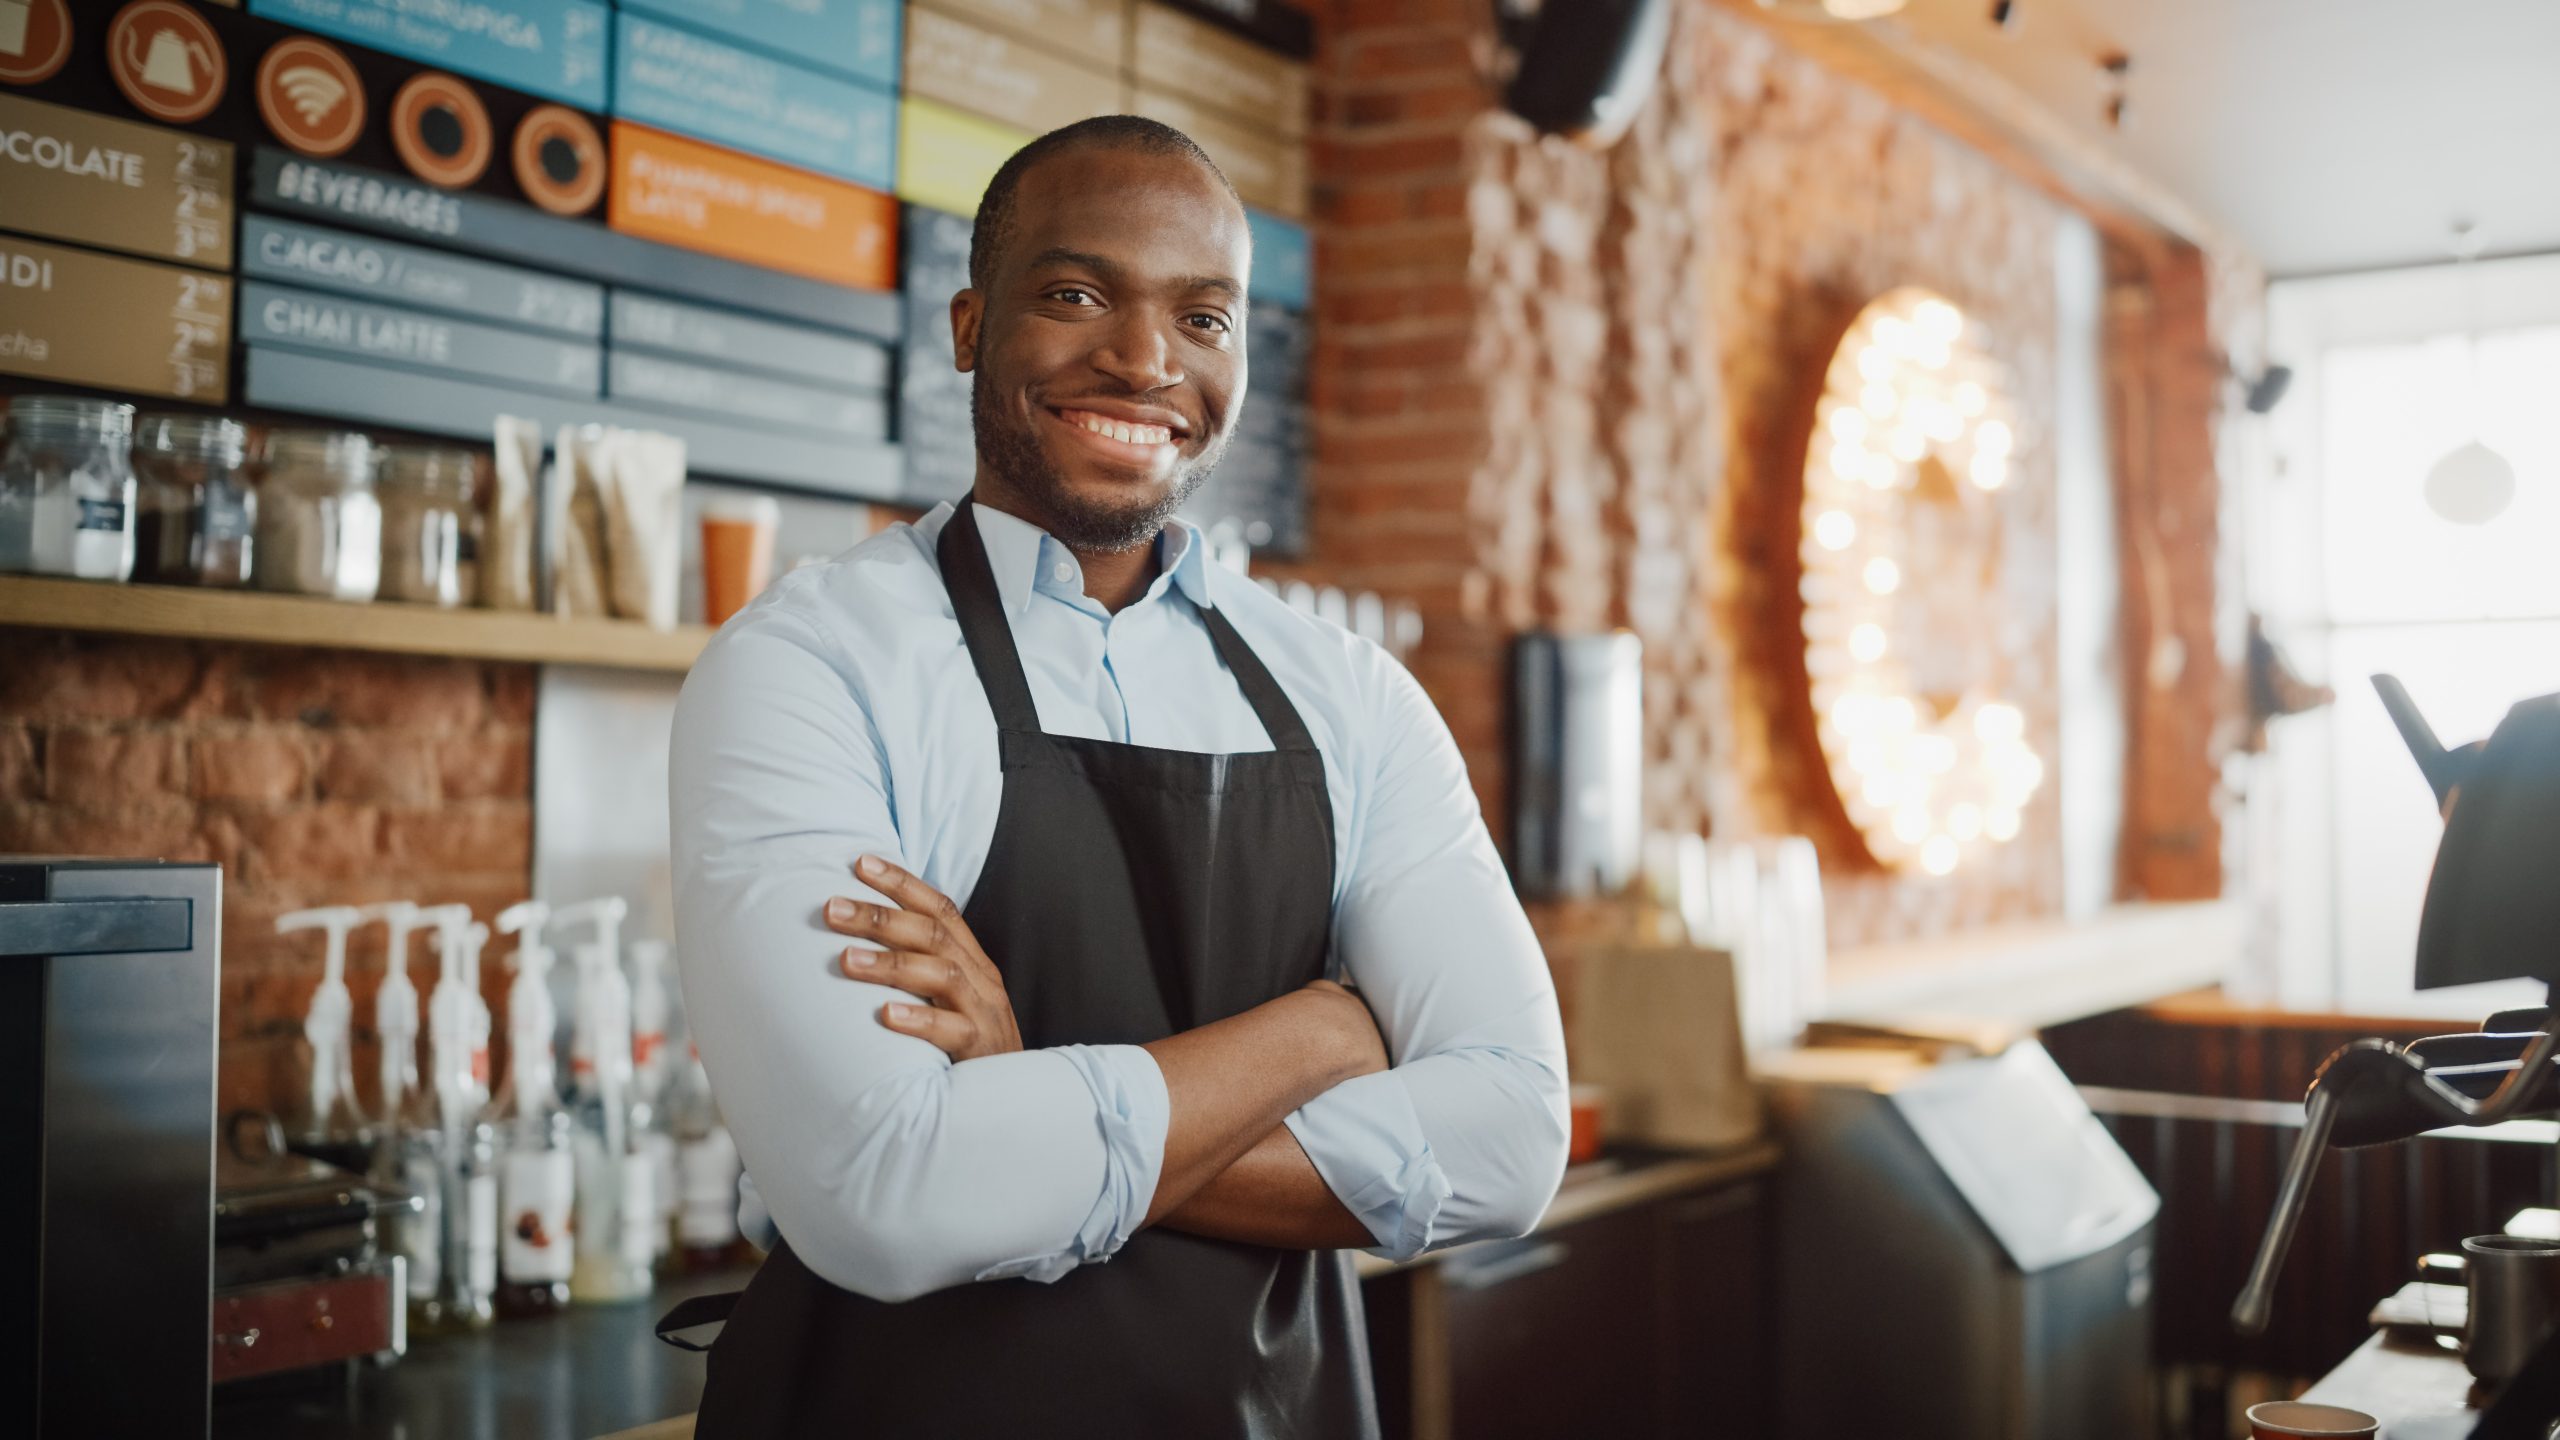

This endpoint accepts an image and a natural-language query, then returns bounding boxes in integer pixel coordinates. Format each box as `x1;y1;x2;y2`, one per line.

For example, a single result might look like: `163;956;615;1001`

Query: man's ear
951;289;983;374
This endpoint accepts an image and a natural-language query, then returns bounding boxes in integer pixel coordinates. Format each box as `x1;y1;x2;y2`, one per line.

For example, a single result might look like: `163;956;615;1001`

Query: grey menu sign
610;292;889;392
239;281;603;397
608;350;890;439
251;148;901;340
896;204;977;504
243;217;604;338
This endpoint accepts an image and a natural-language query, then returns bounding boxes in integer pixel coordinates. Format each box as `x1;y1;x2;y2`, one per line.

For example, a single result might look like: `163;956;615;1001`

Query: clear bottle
130;413;255;587
555;899;654;1304
670;1040;749;1271
0;395;136;581
255;429;380;600
628;940;677;1268
275;906;375;1174
362;902;445;1327
492;901;574;1318
377;445;479;608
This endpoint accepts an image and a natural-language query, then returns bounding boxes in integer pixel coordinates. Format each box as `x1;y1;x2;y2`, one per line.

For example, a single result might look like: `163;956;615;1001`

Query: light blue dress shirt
669;501;1570;1303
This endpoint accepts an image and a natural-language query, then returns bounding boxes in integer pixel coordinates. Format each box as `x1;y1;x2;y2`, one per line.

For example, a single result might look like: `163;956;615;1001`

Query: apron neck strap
938;501;1320;752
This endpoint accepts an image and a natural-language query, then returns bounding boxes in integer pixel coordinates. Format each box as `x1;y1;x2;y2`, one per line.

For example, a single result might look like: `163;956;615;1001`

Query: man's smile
1045;403;1188;467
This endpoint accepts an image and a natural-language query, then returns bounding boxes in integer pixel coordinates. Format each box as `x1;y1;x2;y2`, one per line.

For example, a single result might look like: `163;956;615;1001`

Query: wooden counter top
1355;1140;1782;1279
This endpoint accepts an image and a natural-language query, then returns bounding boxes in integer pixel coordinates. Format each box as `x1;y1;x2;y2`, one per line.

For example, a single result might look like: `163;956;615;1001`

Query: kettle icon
126;22;212;95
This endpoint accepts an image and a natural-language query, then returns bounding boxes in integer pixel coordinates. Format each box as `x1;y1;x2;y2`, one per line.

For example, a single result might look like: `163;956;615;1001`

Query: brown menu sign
0;234;233;400
0;93;234;269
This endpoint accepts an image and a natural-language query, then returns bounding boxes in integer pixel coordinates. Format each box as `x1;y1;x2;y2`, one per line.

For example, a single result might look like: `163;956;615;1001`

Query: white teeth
1071;412;1170;445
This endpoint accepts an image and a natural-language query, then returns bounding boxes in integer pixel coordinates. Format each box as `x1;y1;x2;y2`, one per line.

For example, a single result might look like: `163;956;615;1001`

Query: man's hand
826;855;1023;1061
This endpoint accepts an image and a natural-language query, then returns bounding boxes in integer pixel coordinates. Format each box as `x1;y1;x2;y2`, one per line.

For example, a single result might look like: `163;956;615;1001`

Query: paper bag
1569;943;1765;1151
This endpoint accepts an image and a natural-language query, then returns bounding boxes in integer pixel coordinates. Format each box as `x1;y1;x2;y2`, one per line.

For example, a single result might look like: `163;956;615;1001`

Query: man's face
954;146;1250;552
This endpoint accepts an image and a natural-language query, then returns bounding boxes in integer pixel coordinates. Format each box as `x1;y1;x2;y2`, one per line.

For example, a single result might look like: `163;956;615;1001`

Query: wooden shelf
0;575;710;672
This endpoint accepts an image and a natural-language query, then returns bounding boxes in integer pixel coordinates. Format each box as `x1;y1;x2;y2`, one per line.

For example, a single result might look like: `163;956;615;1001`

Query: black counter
212;1266;749;1440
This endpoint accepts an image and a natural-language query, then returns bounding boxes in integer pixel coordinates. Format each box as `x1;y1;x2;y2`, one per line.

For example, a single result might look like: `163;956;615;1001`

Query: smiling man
667;117;1569;1437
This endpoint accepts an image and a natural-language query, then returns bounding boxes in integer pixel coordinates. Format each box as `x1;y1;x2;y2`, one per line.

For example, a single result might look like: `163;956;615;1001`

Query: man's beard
971;368;1227;552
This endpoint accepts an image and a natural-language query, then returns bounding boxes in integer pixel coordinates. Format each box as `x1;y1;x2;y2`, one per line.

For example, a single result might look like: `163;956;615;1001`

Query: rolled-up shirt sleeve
670;609;1168;1302
1282;647;1571;1259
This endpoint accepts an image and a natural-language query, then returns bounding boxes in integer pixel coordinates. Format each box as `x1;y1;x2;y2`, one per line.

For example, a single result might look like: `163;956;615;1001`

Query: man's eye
1186;313;1233;333
1050;288;1095;305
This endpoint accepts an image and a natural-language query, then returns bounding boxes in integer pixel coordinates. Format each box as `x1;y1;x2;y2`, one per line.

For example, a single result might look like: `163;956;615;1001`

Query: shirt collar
962;501;1217;617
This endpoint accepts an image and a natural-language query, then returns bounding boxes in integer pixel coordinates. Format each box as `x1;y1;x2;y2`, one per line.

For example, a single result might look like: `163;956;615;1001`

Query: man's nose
1090;311;1182;392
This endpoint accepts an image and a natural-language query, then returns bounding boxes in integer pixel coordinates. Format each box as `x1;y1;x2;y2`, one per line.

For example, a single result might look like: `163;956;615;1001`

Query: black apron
667;505;1380;1439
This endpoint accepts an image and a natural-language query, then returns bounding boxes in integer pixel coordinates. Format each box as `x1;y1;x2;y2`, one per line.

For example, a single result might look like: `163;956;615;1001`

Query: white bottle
628;939;678;1263
554;899;653;1302
276;905;369;1167
420;906;497;1331
671;1040;746;1270
359;900;442;1319
492;900;574;1316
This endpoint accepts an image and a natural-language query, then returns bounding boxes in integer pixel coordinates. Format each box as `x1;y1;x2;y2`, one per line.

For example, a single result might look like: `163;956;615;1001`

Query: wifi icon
279;65;346;125
258;38;365;159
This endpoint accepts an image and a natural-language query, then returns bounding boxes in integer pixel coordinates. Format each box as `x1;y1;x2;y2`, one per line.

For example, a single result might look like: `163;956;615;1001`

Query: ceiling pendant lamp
2425;222;2517;526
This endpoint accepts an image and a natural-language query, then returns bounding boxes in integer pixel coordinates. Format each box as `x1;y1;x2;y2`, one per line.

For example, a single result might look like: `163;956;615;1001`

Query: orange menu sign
608;123;896;291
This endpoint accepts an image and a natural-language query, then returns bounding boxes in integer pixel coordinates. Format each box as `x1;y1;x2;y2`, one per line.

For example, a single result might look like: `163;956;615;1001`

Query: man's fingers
825;894;945;953
850;856;998;984
839;947;965;1004
880;1000;975;1055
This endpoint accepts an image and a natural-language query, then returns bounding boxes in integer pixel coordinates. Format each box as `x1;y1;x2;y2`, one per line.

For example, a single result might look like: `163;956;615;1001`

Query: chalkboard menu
895;202;978;505
1181;301;1307;555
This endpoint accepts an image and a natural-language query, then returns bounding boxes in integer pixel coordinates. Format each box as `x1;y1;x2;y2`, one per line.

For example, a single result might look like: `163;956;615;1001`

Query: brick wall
1284;0;2246;953
0;632;534;1115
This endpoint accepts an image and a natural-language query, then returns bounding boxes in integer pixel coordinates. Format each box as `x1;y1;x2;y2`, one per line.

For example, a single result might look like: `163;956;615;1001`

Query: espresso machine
2233;678;2560;1436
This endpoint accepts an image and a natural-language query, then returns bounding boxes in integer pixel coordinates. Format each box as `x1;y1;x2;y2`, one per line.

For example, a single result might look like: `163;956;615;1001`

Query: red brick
437;729;533;801
1343;33;1476;83
243;652;485;733
194;731;310;804
241;805;384;885
486;665;538;725
0;634;213;721
380;803;531;875
45;796;201;862
317;733;444;808
44;726;187;804
1314;132;1467;179
0;725;38;802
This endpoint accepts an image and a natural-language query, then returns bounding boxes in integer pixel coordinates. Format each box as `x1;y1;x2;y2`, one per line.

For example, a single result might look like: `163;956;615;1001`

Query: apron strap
939;500;1320;754
654;1289;742;1352
936;504;1045;733
1200;604;1319;754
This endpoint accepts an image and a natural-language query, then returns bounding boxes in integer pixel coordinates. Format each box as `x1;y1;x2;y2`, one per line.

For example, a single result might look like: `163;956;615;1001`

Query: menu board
902;5;1120;138
619;0;901;89
607;124;898;291
0;235;231;401
238;280;602;396
609;292;891;391
1131;86;1306;219
922;0;1125;71
1246;209;1308;313
1181;302;1307;554
895;203;977;504
895;97;1024;219
1133;1;1310;135
246;0;610;110
0;94;233;269
606;350;889;440
613;13;896;190
242;216;604;337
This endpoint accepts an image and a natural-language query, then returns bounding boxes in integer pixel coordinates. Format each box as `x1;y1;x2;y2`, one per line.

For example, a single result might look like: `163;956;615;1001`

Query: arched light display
1799;287;2042;876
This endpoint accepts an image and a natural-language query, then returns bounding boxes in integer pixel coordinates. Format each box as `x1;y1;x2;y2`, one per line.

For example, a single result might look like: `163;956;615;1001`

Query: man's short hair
966;116;1243;293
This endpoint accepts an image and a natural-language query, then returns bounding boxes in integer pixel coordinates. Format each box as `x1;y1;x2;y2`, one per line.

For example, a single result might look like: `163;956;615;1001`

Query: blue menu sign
613;13;896;190
617;0;901;90
1246;208;1310;313
248;0;610;110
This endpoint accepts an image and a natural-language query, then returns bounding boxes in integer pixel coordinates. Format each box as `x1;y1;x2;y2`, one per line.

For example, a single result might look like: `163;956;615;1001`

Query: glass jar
255;430;380;601
131;414;255;587
0;395;136;581
377;446;480;608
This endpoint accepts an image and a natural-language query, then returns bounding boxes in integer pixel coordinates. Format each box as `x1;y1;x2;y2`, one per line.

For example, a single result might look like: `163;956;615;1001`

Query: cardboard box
905;4;1121;138
1130;85;1306;218
608;123;898;290
1132;1;1307;136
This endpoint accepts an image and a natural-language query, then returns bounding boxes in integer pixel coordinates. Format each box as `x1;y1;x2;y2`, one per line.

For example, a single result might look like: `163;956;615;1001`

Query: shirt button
1052;561;1075;583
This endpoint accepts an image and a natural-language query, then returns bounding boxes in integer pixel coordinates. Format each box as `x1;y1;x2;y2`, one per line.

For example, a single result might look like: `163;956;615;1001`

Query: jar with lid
132;413;256;587
0;395;136;581
377;446;480;608
255;430;381;601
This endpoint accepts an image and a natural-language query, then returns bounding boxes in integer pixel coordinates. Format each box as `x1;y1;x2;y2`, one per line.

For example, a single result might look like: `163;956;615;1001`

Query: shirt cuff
1054;1042;1169;1266
1285;1070;1452;1261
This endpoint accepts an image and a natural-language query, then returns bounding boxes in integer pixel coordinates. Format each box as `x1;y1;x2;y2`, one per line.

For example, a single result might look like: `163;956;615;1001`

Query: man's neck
968;492;1163;614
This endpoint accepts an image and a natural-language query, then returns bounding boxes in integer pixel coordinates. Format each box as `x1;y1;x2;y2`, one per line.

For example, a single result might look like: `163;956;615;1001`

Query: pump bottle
491;900;574;1317
276;906;371;1172
554;898;655;1302
359;900;445;1324
419;905;498;1332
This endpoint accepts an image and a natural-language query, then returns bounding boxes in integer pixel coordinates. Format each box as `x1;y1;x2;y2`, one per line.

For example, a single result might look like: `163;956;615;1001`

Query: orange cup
1568;1083;1607;1165
701;496;778;627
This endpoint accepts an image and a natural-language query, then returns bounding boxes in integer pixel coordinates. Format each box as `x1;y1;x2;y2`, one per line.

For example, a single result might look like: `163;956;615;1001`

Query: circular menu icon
257;37;365;159
390;70;491;189
512;105;606;216
108;0;227;125
0;0;74;87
